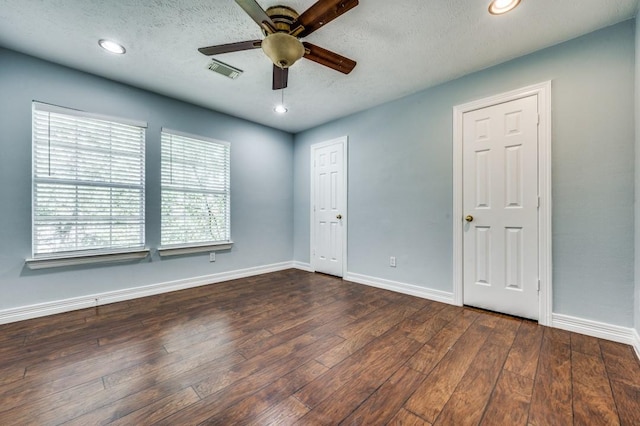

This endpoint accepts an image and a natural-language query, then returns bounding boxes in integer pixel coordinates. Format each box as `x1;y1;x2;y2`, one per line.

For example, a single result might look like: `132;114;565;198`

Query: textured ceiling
0;0;638;133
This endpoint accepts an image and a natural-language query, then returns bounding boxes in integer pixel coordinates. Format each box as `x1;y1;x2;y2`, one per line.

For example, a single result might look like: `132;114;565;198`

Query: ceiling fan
198;0;358;90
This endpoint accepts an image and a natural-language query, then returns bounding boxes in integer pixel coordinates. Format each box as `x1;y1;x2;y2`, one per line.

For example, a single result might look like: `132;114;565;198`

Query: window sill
157;242;233;257
25;249;150;270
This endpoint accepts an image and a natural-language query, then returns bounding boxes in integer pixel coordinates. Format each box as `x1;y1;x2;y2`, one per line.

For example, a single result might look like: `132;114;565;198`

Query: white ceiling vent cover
207;59;243;79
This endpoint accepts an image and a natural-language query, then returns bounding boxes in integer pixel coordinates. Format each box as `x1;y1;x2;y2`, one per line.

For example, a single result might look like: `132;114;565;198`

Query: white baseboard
292;261;313;272
344;272;455;305
552;313;637;347
0;298;98;326
0;261;294;325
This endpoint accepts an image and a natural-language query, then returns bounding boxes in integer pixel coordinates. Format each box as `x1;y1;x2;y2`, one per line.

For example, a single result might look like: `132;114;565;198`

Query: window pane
161;131;230;246
32;104;146;256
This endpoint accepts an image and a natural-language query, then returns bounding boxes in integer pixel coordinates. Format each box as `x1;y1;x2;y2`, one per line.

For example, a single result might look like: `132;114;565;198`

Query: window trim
157;241;233;257
25;248;150;270
30;102;147;263
33;102;148;129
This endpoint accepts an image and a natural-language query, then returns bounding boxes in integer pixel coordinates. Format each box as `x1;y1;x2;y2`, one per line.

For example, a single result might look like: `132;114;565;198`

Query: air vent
207;59;243;79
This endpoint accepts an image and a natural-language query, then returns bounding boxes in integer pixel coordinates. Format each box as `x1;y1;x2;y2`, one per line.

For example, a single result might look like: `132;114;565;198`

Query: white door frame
452;82;552;326
310;136;348;276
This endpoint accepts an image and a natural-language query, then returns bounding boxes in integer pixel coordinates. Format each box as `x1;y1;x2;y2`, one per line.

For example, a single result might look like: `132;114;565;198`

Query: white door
462;95;539;319
311;137;347;277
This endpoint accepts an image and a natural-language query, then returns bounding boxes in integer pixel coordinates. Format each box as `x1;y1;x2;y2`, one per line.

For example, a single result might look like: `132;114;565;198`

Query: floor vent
207;59;243;79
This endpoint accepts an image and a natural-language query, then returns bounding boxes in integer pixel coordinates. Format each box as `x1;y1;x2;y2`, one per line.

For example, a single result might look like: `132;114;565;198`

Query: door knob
336;214;342;220
465;215;474;222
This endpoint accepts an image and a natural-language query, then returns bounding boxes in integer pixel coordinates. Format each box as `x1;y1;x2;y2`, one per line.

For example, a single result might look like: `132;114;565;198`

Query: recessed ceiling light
488;0;521;15
98;39;126;54
274;104;288;114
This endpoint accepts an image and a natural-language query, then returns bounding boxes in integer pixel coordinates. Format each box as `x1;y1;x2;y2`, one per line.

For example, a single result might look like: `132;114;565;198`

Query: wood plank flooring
0;269;639;425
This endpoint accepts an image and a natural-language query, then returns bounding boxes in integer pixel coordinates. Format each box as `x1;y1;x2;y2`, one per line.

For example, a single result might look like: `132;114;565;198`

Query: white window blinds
32;103;146;257
161;129;231;246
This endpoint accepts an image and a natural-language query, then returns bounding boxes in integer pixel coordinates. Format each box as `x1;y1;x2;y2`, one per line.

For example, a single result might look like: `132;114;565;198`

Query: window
161;129;231;249
31;103;146;259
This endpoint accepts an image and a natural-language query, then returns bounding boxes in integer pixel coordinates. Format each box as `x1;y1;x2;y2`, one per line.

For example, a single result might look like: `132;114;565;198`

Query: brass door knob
465;215;474;222
336;214;342;220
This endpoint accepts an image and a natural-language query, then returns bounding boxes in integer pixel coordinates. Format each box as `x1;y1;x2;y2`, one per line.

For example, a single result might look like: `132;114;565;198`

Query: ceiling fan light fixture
98;39;126;54
261;33;305;68
488;0;521;15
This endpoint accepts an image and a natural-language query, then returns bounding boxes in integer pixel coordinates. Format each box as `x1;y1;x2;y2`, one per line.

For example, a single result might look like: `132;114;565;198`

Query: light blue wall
0;47;294;310
635;12;640;335
1;22;636;330
294;21;636;327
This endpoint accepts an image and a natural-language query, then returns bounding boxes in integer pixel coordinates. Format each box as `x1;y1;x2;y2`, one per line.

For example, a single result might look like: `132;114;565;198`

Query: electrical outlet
390;256;396;267
209;252;216;262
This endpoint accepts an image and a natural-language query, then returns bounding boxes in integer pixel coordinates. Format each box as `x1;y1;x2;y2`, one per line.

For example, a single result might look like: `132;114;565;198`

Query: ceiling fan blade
198;40;262;56
303;42;356;74
235;0;276;33
272;65;289;90
292;0;358;38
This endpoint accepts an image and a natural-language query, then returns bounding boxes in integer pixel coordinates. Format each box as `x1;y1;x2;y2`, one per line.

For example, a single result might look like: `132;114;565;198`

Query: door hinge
537;279;541;292
537;196;541;208
537;114;540;125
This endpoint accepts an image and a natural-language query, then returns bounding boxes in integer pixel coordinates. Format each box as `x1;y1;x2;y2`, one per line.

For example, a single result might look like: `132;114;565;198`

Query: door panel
312;139;345;277
475;226;491;285
463;95;539;319
475;149;491;208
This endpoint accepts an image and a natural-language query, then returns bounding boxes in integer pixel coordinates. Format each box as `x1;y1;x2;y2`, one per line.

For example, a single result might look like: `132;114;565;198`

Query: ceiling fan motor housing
261;6;305;68
264;6;299;32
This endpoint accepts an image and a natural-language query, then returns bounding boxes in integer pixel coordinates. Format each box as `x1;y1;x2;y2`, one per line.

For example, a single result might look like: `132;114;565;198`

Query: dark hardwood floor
0;269;639;425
